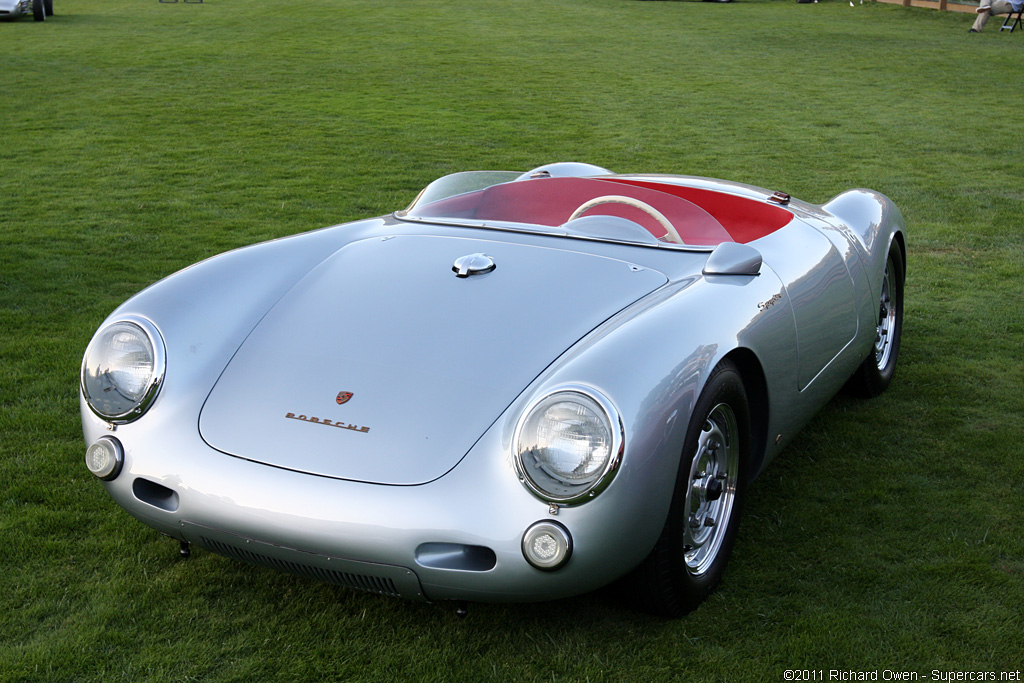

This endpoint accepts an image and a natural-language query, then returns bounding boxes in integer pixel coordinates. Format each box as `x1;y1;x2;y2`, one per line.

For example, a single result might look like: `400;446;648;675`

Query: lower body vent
200;536;403;597
179;521;425;601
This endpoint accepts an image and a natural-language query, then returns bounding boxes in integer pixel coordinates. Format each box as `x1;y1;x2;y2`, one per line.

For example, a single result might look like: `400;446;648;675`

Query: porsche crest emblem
336;391;354;405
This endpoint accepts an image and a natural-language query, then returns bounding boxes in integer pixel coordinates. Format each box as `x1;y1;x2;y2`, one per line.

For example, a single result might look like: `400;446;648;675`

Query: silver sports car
80;162;905;616
0;0;51;21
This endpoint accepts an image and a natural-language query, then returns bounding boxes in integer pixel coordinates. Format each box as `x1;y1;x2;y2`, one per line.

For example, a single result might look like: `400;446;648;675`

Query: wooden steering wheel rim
568;195;684;244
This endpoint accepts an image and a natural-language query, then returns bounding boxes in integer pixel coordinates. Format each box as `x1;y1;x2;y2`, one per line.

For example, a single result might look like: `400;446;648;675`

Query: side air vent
133;478;179;512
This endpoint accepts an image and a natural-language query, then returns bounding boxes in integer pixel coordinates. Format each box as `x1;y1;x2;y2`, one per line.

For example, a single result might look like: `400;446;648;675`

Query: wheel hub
705;476;724;502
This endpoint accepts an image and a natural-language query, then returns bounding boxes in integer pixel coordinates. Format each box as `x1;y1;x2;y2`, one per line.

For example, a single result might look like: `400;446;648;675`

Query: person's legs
972;0;1012;30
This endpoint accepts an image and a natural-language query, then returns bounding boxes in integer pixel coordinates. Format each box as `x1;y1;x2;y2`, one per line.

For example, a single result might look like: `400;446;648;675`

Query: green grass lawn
2;0;1022;680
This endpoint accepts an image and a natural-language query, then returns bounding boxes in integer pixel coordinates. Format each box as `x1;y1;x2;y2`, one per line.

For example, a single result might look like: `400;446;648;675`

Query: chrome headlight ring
512;384;624;506
80;315;166;424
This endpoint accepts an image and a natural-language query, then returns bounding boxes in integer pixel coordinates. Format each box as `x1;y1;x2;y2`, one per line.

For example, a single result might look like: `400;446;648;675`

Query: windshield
399;172;735;247
404;171;523;211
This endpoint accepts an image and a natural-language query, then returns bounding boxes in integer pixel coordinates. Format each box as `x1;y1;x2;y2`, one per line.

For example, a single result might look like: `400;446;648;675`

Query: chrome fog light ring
85;436;124;481
521;521;573;571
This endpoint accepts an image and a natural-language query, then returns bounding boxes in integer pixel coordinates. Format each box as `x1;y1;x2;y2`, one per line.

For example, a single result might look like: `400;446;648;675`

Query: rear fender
823;189;906;292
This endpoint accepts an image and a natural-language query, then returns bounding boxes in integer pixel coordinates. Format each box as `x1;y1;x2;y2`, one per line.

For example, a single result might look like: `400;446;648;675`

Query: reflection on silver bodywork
198;235;666;485
80;170;905;604
752;220;858;390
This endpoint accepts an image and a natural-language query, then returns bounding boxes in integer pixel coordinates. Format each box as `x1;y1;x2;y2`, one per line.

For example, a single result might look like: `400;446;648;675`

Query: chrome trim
452;252;497;278
873;252;898;370
521;520;573;571
683;401;740;577
512;384;625;506
80;314;166;425
85;436;124;481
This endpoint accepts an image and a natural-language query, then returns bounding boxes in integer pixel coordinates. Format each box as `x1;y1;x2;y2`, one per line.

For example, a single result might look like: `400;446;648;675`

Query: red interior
604;178;793;244
409;177;792;245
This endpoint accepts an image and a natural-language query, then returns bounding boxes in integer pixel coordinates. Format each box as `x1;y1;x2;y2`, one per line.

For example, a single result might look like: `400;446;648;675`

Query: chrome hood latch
452;253;496;278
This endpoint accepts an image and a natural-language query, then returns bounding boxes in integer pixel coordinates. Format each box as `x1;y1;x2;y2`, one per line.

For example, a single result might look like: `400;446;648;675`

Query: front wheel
624;360;750;617
32;0;46;20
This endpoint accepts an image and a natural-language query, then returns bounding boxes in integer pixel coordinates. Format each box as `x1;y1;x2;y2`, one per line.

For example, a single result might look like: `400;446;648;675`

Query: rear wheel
44;0;53;16
625;360;750;617
846;242;904;397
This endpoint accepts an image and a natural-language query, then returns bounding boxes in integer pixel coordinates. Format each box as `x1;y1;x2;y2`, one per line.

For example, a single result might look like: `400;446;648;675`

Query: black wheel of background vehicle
624;359;750;617
44;0;53;16
845;242;904;398
33;0;46;20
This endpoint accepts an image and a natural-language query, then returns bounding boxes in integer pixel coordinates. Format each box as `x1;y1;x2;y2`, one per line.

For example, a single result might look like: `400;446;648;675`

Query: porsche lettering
285;412;369;434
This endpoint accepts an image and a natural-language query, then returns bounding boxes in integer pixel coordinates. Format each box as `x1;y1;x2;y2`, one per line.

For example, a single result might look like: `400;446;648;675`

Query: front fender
82;219;386;438
486;264;796;577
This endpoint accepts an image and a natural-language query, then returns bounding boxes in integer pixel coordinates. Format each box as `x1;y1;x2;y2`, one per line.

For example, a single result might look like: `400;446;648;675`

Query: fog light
522;521;572;571
85;436;124;481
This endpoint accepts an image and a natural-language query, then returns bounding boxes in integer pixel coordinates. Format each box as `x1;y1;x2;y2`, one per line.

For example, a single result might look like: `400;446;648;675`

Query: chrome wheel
623;360;749;616
683;402;739;577
873;254;897;371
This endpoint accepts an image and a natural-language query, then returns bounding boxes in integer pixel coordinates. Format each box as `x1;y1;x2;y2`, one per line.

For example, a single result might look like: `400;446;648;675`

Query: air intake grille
200;536;402;598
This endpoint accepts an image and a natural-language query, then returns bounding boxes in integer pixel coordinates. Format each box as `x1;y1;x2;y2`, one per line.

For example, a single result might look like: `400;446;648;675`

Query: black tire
44;0;53;16
624;360;750;617
32;0;45;20
845;242;904;398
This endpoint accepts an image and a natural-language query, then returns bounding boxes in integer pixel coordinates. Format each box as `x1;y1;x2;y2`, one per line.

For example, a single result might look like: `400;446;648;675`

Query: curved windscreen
404;171;523;211
401;172;734;247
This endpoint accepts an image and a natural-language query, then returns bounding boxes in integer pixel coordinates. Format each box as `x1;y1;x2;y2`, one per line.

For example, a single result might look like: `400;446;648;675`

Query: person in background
969;0;1022;32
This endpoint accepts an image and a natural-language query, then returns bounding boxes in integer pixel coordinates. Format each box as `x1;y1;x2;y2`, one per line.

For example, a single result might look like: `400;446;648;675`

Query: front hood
199;234;667;484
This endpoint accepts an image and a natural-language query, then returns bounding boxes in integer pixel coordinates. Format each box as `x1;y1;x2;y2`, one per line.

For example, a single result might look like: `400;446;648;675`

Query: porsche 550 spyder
80;162;905;616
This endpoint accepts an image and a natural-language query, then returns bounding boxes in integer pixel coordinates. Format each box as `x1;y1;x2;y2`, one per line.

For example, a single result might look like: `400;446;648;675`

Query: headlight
81;316;165;423
513;386;623;505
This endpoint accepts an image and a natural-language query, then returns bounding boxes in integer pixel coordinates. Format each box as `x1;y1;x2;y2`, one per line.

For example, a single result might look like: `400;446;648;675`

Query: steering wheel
568;195;685;244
